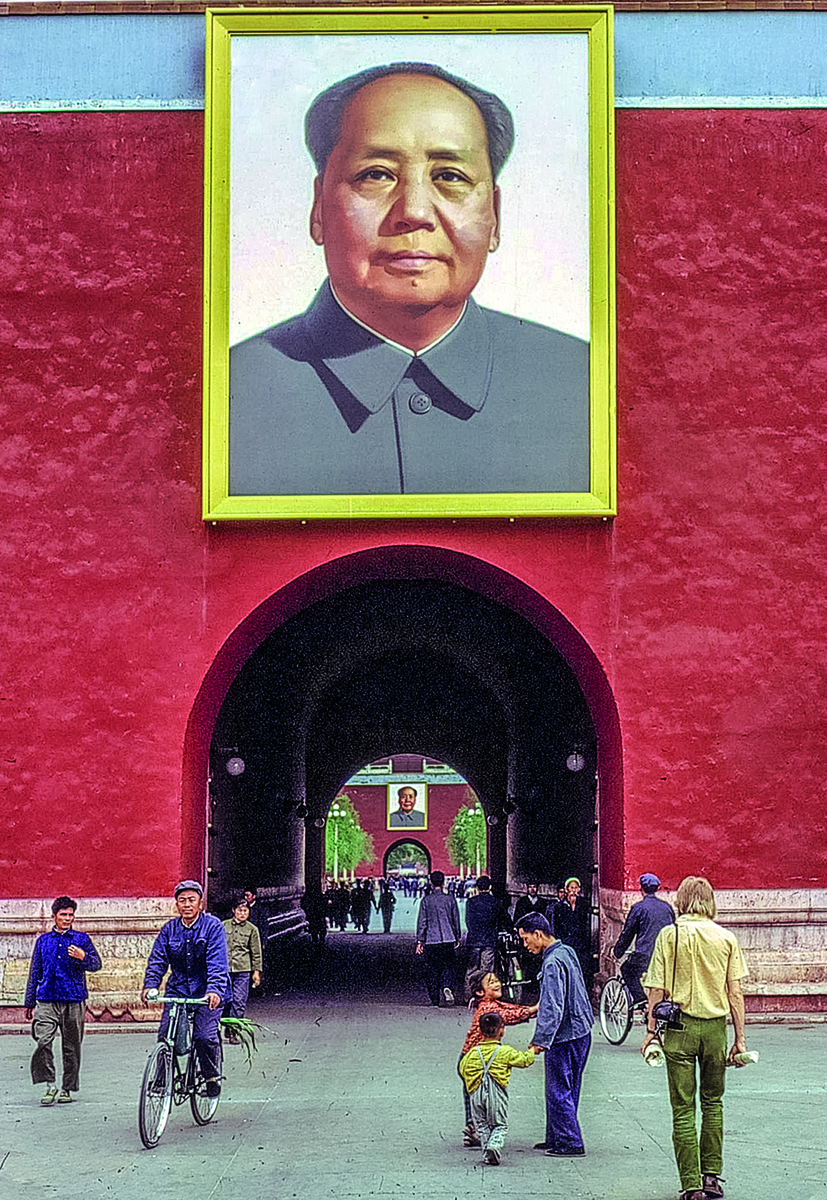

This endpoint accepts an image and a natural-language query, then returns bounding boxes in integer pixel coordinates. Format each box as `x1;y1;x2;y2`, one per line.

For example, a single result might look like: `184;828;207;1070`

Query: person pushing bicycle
612;873;675;1009
141;880;230;1098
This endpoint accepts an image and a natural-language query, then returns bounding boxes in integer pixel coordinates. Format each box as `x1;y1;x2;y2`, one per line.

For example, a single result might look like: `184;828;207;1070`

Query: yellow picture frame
387;782;429;831
204;5;615;520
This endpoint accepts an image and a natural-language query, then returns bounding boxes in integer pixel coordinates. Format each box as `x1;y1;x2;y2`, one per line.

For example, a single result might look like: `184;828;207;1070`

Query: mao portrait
387;784;428;830
204;10;615;519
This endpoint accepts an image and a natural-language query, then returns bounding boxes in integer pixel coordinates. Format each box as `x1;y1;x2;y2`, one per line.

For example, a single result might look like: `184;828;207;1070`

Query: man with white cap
141;880;230;1097
612;873;675;1009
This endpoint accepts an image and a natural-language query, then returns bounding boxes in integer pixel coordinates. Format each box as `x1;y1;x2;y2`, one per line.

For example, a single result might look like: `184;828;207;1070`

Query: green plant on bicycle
138;993;222;1148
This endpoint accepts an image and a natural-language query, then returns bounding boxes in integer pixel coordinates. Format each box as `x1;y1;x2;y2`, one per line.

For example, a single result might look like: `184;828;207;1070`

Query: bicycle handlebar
144;990;211;1005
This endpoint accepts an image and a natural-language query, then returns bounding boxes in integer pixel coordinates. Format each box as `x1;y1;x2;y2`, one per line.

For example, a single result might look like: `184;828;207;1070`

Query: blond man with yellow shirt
642;877;749;1200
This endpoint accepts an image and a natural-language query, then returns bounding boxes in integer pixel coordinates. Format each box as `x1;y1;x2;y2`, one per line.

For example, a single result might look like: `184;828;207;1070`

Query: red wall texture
2;110;826;898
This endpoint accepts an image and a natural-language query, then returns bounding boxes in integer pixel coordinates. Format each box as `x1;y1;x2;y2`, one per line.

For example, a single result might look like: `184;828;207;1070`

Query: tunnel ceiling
213;578;595;813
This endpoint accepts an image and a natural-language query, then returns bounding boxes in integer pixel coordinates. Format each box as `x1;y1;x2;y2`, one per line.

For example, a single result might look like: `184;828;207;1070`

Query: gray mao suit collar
303;281;494;416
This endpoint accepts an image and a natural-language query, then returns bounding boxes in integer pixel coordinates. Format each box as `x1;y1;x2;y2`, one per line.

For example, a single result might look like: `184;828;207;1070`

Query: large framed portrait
387;782;428;831
203;6;615;520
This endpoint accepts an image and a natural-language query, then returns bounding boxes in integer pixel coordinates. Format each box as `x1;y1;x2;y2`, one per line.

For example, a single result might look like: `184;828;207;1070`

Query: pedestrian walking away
222;897;263;1041
517;911;593;1157
613;872;675;1008
24;895;102;1105
463;875;510;999
459;1010;535;1165
415;870;461;1006
377;880;396;933
642;875;749;1200
142;880;230;1098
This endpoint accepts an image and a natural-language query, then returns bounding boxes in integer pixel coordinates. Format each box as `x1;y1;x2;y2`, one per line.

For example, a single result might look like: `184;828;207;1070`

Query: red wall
2;110;826;898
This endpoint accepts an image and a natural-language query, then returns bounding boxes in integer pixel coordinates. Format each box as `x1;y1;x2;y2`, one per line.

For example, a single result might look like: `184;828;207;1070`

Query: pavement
1;909;825;1200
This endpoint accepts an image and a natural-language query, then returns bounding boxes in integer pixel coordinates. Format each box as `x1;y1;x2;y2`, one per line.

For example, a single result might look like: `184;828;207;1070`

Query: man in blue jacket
24;895;102;1105
463;875;509;997
612;873;675;1008
141;880;230;1097
518;911;593;1157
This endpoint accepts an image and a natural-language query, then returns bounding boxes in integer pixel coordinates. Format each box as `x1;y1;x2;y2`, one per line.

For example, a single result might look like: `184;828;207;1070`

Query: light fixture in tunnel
295;804;308;819
566;750;585;772
226;756;245;776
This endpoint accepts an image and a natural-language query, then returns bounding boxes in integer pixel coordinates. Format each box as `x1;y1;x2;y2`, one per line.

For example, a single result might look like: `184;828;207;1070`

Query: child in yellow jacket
459;1011;535;1165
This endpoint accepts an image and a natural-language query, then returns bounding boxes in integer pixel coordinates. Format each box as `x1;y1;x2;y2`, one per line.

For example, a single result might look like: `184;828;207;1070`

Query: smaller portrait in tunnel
387;783;428;830
203;7;615;520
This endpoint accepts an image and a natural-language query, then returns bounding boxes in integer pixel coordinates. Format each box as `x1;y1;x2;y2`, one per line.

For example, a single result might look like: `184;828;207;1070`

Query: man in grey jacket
415;870;461;1006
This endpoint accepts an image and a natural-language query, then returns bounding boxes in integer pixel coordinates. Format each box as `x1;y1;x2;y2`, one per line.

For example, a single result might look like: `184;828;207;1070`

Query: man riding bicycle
612;873;674;1008
141;880;230;1097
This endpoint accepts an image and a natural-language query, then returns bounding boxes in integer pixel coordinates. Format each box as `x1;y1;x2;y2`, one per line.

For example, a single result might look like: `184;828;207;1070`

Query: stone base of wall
599;887;827;1013
0;894;306;1022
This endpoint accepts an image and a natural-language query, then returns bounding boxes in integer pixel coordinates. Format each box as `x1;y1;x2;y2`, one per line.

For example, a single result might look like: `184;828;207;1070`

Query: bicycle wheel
139;1044;173;1148
190;1042;222;1125
599;977;633;1044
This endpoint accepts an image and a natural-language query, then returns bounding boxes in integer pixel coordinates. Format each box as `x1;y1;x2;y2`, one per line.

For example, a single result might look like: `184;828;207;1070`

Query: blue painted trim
0;15;205;112
614;13;827;104
1;12;827;112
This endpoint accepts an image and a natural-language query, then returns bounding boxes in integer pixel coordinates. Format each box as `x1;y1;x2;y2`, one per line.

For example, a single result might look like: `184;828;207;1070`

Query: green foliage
445;798;487;872
325;793;376;875
220;1016;263;1071
386;842;429;872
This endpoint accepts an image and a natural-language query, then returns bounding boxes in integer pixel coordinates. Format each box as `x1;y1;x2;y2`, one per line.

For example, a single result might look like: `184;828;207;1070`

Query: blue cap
639;873;660;892
174;879;203;898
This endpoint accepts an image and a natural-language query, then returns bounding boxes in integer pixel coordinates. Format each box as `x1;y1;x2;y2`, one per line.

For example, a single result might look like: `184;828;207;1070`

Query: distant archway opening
384;840;431;877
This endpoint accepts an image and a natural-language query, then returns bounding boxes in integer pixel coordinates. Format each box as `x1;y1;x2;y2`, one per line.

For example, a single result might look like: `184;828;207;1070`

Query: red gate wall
2;109;826;898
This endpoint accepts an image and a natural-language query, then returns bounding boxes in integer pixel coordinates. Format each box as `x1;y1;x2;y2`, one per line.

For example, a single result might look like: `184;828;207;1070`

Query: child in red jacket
459;969;538;1146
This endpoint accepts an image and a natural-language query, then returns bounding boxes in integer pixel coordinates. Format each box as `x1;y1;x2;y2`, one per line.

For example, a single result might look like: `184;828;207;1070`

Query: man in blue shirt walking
517;911;593;1157
142;880;230;1097
24;895;102;1105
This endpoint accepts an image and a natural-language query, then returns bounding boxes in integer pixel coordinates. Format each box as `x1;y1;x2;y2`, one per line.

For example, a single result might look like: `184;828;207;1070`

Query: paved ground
1;921;825;1200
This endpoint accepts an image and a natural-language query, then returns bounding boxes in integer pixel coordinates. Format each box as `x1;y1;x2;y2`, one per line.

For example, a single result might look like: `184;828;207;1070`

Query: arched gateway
182;547;623;966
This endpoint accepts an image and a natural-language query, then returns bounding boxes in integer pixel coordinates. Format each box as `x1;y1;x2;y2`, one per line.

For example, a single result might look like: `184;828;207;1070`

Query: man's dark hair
305;62;515;181
51;895;76;915
517;911;551;936
476;875;491;891
430;870;445;888
479;1011;505;1039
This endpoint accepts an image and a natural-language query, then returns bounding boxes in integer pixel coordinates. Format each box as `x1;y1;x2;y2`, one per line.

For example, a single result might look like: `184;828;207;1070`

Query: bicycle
493;929;526;1004
138;993;223;1148
598;965;646;1045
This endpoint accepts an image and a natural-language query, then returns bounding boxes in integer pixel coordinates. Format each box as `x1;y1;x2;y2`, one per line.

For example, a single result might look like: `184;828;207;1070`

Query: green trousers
663;1013;727;1192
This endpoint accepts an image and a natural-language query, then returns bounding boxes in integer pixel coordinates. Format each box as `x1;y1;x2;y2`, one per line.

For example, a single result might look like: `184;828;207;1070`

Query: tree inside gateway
325;794;375;878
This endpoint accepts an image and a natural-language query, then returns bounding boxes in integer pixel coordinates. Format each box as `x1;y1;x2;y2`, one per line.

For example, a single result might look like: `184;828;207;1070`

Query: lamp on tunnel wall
566;747;586;772
295;804;308;819
226;756;245;776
